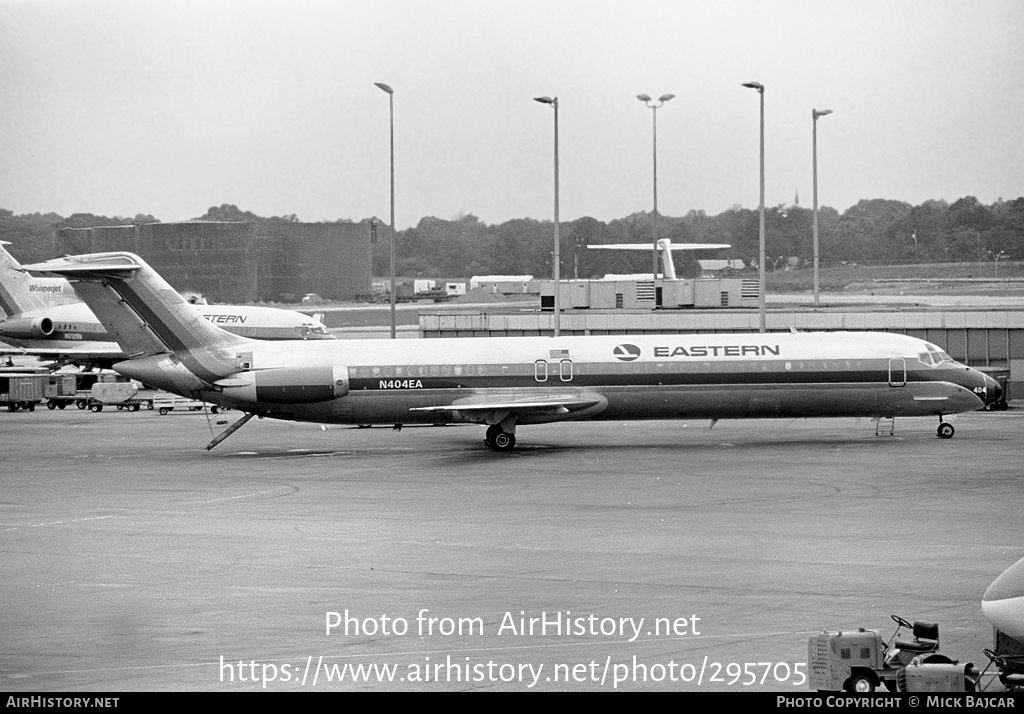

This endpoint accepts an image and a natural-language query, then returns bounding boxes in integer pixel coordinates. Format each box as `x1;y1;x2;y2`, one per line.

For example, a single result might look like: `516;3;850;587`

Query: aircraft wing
589;243;731;251
0;344;123;358
410;393;607;422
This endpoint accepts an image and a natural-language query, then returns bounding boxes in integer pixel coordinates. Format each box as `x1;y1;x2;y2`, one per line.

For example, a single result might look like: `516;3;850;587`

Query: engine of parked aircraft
0;316;54;338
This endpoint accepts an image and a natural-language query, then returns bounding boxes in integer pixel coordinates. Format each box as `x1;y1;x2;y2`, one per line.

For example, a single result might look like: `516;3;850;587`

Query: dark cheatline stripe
347;361;963;392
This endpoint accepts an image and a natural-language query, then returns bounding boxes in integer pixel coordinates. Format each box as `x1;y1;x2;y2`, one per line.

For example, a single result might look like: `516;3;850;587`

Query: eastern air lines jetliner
0;242;333;368
23;252;1002;451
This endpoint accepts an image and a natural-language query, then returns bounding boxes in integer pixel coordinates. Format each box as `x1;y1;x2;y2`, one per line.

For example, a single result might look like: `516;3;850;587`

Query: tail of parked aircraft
1;242;89;318
21;252;249;361
0;241;58;316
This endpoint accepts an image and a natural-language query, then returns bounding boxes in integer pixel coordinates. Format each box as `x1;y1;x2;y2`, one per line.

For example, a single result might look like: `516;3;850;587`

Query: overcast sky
2;0;1022;228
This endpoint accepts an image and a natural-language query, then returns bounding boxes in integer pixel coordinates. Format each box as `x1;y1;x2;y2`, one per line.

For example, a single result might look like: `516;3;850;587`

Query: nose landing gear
937;418;955;439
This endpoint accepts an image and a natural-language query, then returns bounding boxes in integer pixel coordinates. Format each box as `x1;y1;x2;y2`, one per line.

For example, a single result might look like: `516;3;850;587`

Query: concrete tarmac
1;407;1021;691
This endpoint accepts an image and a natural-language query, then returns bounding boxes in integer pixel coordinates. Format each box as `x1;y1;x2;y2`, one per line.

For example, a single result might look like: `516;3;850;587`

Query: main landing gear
937;417;955;439
485;423;516;452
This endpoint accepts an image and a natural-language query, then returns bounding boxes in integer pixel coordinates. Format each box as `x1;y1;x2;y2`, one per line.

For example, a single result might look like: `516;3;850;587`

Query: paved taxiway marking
1;486;295;532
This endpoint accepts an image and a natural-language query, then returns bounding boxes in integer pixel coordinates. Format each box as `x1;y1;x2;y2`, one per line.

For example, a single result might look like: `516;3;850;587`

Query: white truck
153;391;223;415
87;381;155;412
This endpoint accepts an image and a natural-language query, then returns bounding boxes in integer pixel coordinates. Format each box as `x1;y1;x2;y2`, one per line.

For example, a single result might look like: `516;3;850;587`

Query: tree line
1;196;1021;280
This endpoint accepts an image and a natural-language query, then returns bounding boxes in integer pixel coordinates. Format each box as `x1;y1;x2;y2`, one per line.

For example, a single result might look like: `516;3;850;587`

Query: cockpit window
295;323;331;339
924;352;952;365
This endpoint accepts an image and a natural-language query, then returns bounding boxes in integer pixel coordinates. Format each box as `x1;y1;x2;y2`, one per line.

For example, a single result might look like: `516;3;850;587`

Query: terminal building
54;221;372;304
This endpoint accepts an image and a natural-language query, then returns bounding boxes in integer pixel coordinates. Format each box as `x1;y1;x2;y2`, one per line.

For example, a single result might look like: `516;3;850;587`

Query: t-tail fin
21;252;250;359
0;241;58;316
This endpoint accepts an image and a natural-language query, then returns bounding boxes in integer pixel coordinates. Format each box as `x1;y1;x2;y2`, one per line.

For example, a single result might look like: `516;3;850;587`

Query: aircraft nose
983;556;1024;638
983;374;1003;409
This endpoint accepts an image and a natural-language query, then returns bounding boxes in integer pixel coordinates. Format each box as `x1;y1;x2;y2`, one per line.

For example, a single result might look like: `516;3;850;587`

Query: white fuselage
0;302;332;360
118;331;990;426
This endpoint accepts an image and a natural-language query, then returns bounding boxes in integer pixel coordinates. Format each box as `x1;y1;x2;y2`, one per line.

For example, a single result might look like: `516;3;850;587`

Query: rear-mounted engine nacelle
0;316;54;339
216;365;349;404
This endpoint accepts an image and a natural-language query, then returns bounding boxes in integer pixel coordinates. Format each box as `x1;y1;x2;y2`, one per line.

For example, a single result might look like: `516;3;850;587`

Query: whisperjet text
652;344;781;358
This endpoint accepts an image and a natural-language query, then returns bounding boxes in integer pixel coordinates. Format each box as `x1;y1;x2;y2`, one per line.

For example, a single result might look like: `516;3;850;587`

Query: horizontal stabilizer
22;252;249;359
587;238;730;279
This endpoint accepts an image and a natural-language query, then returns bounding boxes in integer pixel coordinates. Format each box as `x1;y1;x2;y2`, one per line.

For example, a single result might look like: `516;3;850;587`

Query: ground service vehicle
87;381;154;412
983;630;1024;691
0;372;46;411
43;373;77;409
43;371;153;411
898;656;980;692
809;615;942;692
153;391;218;415
810;615;999;692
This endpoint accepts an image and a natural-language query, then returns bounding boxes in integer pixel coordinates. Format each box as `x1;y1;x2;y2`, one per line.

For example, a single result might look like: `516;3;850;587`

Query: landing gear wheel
845;673;876;693
485;424;501;448
937;422;955;439
491;431;516;452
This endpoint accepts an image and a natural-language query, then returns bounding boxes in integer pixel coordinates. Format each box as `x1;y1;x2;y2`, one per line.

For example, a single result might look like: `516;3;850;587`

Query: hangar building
54;221;372;304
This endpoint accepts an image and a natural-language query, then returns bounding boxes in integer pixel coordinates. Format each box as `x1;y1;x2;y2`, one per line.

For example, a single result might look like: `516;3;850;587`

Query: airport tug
808;615;980;692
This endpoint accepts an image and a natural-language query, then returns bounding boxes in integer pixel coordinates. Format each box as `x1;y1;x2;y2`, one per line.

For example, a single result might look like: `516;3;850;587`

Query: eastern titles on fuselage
651;344;780;358
202;313;249;325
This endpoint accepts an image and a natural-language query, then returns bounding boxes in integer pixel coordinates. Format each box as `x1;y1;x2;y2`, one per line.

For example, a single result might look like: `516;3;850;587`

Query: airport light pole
637;93;675;281
374;82;397;339
742;81;766;333
992;250;1008;278
811;108;833;307
534;96;560;338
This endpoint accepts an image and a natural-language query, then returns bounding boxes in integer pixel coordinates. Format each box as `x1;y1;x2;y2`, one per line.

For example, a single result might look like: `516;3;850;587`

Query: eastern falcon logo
613;344;641;361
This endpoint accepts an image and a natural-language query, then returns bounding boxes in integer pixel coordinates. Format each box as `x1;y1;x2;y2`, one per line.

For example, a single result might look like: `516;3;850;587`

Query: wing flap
0;345;123;357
